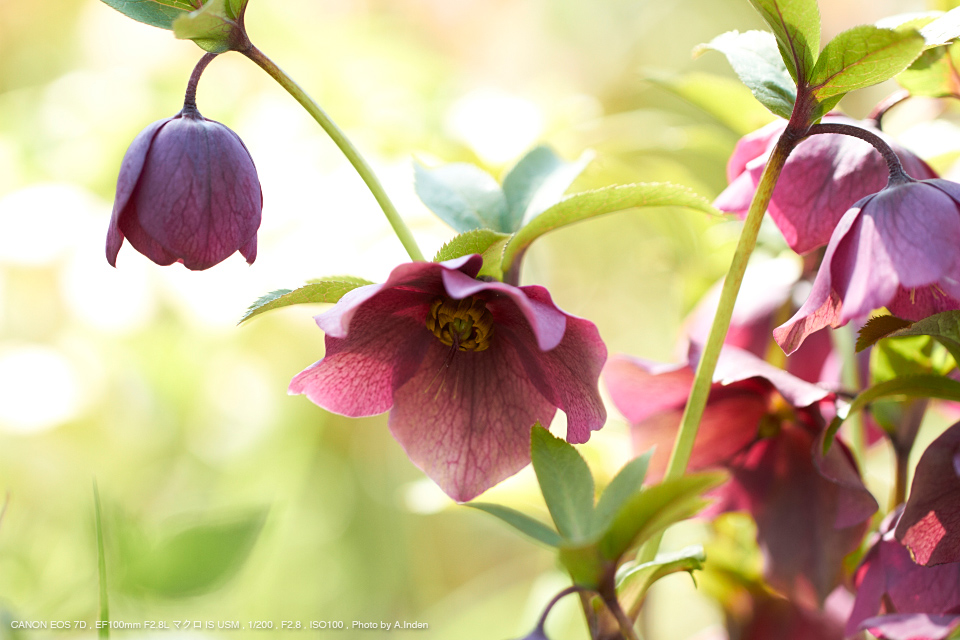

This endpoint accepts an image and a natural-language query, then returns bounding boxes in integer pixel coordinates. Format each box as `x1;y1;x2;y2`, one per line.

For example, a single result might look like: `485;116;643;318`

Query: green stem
242;45;425;263
93;480;109;639
832;324;866;466
638;128;799;563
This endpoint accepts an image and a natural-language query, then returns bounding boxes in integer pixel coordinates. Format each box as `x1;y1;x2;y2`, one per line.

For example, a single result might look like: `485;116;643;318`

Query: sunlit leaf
433;229;511;280
897;45;960;97
468;503;561;547
880;310;960;365
530;425;595;542
240;277;373;324
502;183;721;274
645;72;777;135
857;314;913;352
921;6;960;46
414;162;509;233
811;26;925;100
100;0;196;30
695;30;796;119
747;0;821;83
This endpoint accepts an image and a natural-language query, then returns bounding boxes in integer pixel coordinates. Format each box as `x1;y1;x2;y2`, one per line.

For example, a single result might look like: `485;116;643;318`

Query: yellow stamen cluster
426;296;494;352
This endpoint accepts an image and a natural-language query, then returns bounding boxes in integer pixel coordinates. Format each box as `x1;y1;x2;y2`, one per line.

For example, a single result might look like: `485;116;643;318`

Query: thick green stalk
242;46;425;262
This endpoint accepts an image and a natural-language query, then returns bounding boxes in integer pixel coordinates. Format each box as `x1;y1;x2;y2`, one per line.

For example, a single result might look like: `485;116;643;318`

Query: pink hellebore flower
289;255;607;502
106;106;262;270
715;115;936;254
774;175;960;354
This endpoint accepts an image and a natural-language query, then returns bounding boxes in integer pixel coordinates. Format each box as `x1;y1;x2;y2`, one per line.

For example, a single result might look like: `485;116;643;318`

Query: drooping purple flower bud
106;54;262;270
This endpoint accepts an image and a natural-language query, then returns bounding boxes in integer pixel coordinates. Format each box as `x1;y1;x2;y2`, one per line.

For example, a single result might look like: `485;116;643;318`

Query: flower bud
106;105;262;270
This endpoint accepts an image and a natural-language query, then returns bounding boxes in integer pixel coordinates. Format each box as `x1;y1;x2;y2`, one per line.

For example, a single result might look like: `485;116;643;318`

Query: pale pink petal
712;346;830;408
862;614;960;640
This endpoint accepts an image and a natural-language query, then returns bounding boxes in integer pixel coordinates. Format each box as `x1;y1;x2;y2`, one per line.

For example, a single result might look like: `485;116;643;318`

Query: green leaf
501;147;593;232
557;541;607;588
810;26;925;100
616;546;706;617
645;72;777;135
882;309;960;365
123;510;266;598
502;183;721;274
920;7;960;47
414;162;509;233
897;45;960;97
856;314;913;352
695;30;797;119
599;472;726;561
826;374;960;452
467;503;561;547
747;0;821;84
100;0;196;30
172;0;246;53
592;451;653;537
871;335;942;385
432;229;511;280
240;277;373;324
530;425;595;542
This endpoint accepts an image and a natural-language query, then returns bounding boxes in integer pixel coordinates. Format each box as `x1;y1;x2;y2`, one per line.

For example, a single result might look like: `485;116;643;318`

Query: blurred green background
0;0;934;638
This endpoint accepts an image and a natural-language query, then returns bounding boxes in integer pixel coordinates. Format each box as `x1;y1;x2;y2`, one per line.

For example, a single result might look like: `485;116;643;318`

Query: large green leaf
530;426;595;542
592;451;652;537
240;277;373;324
616;546;706;617
414;162;509;233
501;183;720;274
100;0;196;30
695;30;797;119
123;510;266;598
747;0;821;84
467;503;561;547
811;26;925;100
432;229;510;280
501;147;593;231
599;472;726;561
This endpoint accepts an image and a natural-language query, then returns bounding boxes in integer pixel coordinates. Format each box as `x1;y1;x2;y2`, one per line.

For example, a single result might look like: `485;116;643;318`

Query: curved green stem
242;45;425;262
638;129;799;563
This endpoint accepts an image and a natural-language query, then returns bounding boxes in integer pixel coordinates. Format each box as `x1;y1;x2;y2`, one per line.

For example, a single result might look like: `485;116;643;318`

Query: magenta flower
604;346;876;604
895;421;960;566
774;176;960;354
106;106;262;270
289;255;607;502
715;115;936;254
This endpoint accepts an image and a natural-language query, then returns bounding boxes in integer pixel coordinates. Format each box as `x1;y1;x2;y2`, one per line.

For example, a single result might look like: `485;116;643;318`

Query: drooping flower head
716;115;937;255
774;175;960;354
289;255;607;502
106;57;262;270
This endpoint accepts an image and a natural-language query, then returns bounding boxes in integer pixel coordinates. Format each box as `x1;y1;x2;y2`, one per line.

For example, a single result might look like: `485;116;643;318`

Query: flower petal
861;614;960;640
389;339;558;502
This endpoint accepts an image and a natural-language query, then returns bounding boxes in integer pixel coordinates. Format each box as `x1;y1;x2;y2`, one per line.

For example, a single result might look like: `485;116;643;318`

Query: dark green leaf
530;425;595;542
100;0;196;30
467;503;561;547
123;510;266;598
645;72;778;135
695;30;797;119
747;0;821;83
172;0;242;53
826;374;960;452
856;314;913;352
414;162;509;233
811;26;925;100
592;451;653;537
616;546;706;617
897;45;960;97
599;472;726;561
433;229;511;280
501;147;593;232
240;277;373;324
502;183;721;274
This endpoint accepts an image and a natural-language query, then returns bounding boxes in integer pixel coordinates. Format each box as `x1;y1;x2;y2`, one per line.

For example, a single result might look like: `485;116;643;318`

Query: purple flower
289;255;607;502
774;176;960;354
715;115;936;254
604;346;876;604
106;106;262;270
895;421;960;566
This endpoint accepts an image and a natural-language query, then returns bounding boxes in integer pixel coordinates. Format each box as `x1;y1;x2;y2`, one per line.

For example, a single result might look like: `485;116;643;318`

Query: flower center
426;296;494;352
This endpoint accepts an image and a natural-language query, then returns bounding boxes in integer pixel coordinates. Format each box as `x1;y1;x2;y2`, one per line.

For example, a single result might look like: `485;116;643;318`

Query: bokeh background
0;0;943;638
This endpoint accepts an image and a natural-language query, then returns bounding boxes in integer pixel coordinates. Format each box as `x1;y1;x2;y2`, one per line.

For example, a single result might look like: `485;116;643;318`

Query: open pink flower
289;255;607;502
106;106;262;270
774;176;960;354
716;115;936;254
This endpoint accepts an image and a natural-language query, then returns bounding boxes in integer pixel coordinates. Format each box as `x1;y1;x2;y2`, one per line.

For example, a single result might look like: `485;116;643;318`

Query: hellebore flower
106;104;262;270
604;346;877;605
895;421;960;566
289;255;607;502
715;115;937;254
848;510;960;639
